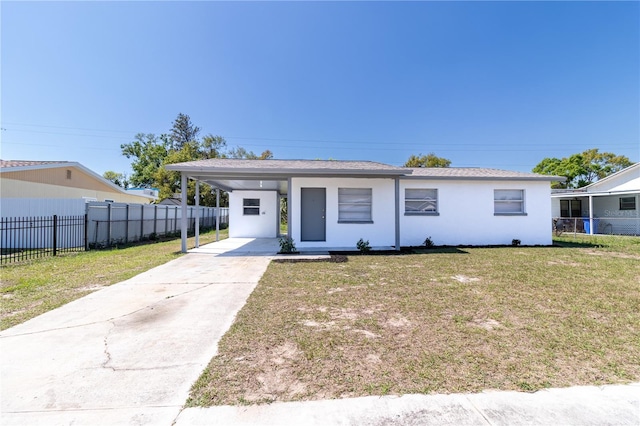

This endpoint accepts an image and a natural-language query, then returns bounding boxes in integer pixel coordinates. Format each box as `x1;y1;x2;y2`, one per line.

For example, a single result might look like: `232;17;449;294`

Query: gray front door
301;188;326;241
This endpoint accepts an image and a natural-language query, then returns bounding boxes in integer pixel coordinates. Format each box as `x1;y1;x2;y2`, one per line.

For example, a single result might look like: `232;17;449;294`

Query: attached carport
165;160;290;253
165;159;408;253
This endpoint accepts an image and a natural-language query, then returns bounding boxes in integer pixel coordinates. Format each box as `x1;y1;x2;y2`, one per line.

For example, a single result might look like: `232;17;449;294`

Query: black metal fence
0;215;86;264
1;207;230;264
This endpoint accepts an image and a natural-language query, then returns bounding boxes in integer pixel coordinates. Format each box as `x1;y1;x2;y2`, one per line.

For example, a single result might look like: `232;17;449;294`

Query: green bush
278;236;298;254
356;238;371;254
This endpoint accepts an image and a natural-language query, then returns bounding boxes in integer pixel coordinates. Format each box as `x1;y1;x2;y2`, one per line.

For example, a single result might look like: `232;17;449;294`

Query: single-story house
166;159;564;252
551;162;639;235
0;160;156;217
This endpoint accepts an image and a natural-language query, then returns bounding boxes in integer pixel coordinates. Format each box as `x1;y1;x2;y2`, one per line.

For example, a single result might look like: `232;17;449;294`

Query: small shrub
356;238;371;254
423;236;435;248
278;236;298;254
512;239;521;247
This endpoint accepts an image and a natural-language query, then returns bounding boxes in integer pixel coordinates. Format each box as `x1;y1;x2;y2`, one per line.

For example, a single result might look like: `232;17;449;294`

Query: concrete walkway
0;238;278;425
176;383;640;425
2;237;639;425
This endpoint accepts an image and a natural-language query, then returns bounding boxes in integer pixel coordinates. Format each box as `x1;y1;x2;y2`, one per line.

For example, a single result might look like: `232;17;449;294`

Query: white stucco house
166;159;564;252
551;163;639;236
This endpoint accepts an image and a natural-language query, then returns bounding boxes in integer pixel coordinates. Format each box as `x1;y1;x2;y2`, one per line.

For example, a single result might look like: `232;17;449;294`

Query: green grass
0;229;228;330
188;234;640;406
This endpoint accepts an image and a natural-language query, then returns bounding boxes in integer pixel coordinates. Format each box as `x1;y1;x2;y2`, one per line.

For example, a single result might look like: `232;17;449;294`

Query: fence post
174;206;178;234
53;215;58;256
107;203;112;246
125;204;129;243
165;205;169;236
154;205;158;236
140;204;144;240
84;214;88;251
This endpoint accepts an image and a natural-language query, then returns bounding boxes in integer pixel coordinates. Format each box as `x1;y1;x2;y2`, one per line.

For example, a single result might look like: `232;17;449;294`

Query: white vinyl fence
87;202;228;247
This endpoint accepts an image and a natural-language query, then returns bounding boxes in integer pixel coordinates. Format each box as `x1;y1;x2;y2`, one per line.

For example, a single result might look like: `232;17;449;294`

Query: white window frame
405;188;438;215
494;189;526;215
338;188;373;223
243;198;260;216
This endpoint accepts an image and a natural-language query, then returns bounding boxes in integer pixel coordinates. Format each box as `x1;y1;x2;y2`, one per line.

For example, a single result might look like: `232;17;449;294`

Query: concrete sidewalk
0;238;277;425
176;383;640;425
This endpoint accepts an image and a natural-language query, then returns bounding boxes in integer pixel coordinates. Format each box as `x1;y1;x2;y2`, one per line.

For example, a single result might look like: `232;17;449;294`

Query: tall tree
169;113;201;150
228;147;274;160
201;134;227;159
533;148;633;189
404;153;451;168
103;171;129;189
121;113;273;206
121;133;169;187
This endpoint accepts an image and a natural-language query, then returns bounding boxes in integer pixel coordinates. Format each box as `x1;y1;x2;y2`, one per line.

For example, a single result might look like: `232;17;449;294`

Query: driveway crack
101;320;116;371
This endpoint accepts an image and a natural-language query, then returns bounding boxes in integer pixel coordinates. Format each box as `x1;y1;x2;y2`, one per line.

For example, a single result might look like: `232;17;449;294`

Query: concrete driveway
0;238;278;425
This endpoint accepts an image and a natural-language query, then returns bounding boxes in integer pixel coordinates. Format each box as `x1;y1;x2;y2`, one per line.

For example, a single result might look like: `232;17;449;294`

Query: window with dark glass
620;197;636;211
560;199;581;217
243;198;260;215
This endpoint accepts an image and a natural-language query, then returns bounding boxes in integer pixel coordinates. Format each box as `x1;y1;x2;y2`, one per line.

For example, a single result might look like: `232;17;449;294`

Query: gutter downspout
180;173;188;253
394;177;400;251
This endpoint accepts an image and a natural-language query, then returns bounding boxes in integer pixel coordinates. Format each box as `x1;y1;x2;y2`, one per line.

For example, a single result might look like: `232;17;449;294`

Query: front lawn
188;235;640;406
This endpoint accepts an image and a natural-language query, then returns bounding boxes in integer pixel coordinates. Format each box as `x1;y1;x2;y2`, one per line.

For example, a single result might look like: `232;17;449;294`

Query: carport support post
195;180;200;248
287;177;292;239
588;195;594;235
215;187;220;242
394;177;400;251
180;173;188;253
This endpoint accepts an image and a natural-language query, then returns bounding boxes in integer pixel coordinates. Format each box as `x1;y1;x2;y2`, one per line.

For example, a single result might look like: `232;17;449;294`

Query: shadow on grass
330;247;470;256
552;240;604;249
410;247;469;254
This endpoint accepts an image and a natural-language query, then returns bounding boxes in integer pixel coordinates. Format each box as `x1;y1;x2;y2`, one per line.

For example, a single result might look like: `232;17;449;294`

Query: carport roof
165;158;409;177
165;159;411;193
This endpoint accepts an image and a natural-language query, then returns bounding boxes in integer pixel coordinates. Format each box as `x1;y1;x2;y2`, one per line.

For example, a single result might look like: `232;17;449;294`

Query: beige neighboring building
0;160;155;204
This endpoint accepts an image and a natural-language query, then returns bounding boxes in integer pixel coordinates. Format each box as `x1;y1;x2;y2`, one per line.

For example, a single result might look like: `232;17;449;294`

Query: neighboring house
551;163;639;235
126;187;159;200
158;197;182;206
0;160;155;217
166;159;563;250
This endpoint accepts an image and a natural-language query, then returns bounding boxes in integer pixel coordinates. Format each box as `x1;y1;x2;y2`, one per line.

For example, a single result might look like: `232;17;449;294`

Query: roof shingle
167;158;406;172
406;167;562;180
0;160;70;169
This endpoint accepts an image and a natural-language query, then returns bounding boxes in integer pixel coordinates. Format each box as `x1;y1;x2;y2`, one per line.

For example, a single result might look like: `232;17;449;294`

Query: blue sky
2;1;639;176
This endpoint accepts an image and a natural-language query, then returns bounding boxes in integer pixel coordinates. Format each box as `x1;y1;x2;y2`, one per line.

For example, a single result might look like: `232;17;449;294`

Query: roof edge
1;161;153;200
